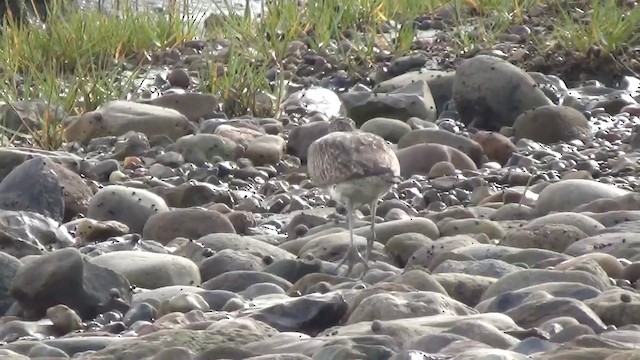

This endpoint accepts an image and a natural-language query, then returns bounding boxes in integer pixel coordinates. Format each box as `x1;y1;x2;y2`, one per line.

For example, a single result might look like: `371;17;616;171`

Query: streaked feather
308;131;400;187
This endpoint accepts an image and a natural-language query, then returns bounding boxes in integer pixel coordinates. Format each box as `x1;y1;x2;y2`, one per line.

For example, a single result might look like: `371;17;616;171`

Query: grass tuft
0;0;637;149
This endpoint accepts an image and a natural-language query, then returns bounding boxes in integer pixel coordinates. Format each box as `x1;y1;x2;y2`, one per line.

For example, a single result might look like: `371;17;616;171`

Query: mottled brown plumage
307;117;401;277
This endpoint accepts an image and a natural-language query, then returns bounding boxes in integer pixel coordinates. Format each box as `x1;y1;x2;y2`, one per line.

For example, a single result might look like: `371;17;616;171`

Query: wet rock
0;210;74;258
87;185;170;235
142;208;235;245
63;100;193;144
513;105;590;144
564;232;640;258
9;247;132;319
90;251;201;289
452;54;552;130
198;233;295;262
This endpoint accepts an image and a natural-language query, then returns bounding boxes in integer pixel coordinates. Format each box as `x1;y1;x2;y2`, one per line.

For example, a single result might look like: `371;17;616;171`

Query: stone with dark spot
453;55;553;130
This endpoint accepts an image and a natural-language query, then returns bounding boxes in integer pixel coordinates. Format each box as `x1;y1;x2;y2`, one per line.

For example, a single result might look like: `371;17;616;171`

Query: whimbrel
307;117;401;276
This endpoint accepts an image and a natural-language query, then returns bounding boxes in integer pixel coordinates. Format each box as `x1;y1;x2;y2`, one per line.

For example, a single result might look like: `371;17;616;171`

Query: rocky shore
0;2;639;360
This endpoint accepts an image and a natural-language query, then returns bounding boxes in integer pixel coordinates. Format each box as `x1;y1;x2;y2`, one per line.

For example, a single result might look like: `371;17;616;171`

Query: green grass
0;0;637;149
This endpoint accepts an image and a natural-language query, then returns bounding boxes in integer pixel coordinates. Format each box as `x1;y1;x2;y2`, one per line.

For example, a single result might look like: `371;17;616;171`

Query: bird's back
308;131;400;187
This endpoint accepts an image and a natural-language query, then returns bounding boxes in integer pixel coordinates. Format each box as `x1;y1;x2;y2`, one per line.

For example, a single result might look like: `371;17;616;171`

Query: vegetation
0;0;637;149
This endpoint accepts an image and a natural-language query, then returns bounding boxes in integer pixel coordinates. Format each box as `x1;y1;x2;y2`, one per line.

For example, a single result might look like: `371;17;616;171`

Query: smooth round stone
90;251;201;289
87;185;170;234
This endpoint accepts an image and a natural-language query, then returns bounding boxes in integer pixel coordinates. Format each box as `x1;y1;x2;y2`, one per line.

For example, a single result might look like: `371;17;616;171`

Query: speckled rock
87;185;170;234
452;54;553;130
500;224;588;252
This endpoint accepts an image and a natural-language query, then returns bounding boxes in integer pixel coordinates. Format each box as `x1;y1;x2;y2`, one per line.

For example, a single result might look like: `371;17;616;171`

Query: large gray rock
452;55;553;130
9;248;132;319
0;157;64;222
0;252;21;315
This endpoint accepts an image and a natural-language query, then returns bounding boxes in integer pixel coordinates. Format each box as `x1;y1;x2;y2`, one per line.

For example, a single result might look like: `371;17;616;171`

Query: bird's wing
307;132;400;186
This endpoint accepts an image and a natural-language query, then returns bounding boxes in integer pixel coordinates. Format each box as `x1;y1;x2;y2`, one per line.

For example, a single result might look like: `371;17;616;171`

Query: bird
307;116;401;277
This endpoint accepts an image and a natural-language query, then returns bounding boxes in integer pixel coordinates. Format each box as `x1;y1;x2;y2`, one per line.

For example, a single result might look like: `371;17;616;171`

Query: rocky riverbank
0;1;639;360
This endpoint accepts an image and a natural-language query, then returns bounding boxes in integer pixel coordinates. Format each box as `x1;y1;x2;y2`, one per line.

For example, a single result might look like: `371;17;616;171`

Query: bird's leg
363;200;378;266
332;200;365;277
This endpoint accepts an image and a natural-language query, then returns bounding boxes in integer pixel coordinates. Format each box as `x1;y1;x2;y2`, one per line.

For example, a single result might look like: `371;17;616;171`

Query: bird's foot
331;245;367;278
